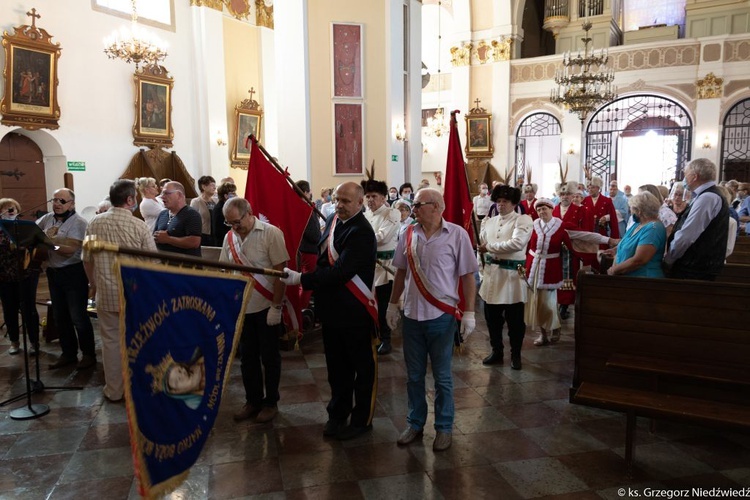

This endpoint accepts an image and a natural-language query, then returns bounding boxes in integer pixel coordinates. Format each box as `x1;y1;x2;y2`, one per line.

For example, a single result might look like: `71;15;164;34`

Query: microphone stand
17;198;55;220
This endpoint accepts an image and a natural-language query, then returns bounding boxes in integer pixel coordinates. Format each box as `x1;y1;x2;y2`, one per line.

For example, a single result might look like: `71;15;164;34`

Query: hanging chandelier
425;0;449;138
103;0;168;69
550;17;616;121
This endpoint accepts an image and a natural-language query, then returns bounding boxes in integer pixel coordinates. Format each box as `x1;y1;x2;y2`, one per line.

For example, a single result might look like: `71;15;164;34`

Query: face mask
481;188;488;195
389;192;397;199
326;195;332;202
1;212;17;221
130;201;139;213
682;179;689;191
227;193;237;199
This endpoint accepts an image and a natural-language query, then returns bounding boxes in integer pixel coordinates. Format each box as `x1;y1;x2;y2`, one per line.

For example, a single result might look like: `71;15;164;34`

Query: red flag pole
250;135;326;220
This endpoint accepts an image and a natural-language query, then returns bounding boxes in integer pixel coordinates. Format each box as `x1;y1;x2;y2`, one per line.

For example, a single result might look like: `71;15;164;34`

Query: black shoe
337;424;372;441
482;350;503;365
323;419;344;437
510;355;522;370
377;341;392;355
559;305;570;320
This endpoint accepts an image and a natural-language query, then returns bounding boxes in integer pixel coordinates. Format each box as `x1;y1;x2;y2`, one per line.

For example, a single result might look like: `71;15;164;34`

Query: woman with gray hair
636;184;677;235
603;192;667;277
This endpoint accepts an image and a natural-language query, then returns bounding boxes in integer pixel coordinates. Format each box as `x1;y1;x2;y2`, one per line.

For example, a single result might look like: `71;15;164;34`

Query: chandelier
550;19;616;121
425;0;449;137
103;0;168;69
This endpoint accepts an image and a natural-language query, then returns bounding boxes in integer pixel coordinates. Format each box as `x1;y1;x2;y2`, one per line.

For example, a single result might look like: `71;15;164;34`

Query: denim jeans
402;313;456;433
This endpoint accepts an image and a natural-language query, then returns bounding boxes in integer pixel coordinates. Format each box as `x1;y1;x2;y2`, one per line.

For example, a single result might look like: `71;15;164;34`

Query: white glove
386;302;401;330
460;311;476;339
266;306;282;326
280;267;301;286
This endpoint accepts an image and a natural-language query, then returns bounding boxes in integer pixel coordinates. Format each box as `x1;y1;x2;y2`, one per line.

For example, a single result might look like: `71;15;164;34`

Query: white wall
0;0;205;210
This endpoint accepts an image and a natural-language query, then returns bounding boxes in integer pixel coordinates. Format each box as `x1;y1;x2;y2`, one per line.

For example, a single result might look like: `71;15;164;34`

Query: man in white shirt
472;183;493;220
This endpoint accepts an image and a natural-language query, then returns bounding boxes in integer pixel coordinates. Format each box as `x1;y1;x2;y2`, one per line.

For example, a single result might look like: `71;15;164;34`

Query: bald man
281;182;378;441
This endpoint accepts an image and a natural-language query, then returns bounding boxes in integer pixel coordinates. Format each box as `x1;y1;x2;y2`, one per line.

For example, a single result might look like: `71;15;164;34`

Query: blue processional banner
116;259;252;498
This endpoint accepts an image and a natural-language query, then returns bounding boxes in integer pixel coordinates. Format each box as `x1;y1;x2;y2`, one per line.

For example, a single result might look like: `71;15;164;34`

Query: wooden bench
717;263;750;283
571;272;750;466
728;236;750;265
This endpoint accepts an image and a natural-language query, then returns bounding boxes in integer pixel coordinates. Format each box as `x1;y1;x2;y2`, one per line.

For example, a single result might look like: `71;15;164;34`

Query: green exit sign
391;155;398;162
67;161;86;171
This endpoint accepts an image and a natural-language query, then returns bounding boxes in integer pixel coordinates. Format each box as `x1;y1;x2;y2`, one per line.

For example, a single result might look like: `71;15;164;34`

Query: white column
694;98;721;171
407;0;423;185
387;0;405;187
274;0;311;181
190;5;229;180
259;27;278;156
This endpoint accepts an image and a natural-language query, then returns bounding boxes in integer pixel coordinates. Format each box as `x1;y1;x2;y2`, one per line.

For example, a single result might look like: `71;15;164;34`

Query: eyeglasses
224;213;247;228
412;202;436;210
52;198;72;204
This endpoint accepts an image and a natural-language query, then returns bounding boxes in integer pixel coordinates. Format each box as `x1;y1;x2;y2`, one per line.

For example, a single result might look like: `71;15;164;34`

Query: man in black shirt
154;181;202;257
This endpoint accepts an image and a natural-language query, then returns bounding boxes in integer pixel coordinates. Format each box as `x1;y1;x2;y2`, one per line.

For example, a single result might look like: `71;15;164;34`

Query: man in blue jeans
386;188;478;452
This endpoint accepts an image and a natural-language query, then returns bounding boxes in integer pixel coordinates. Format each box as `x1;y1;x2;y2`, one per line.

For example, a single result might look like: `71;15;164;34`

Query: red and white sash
405;225;462;320
327;215;379;326
228;231;275;301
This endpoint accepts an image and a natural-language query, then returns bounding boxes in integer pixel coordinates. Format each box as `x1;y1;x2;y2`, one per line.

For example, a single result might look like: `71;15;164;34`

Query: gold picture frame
465;103;493;158
133;64;174;148
231;90;263;169
1;10;62;130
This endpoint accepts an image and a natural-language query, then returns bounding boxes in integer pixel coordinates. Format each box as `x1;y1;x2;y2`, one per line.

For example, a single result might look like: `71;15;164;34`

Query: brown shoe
433;431;452;451
397;427;423;446
77;355;96;369
233;404;261;422
255;406;278;423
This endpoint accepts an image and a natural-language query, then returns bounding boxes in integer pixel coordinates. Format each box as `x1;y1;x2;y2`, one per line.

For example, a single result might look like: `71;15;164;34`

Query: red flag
244;138;313;333
442;110;475;245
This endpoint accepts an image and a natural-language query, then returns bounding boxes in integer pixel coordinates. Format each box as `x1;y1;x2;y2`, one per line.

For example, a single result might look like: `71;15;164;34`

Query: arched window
93;0;174;31
720;98;750;181
515;112;562;192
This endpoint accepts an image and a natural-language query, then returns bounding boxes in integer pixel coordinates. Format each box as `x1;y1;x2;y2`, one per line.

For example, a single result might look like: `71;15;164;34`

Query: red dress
581;195;620;244
520;199;539;220
553;203;596;305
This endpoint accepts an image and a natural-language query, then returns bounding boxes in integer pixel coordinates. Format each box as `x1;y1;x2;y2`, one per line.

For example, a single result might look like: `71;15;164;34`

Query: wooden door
0;133;47;220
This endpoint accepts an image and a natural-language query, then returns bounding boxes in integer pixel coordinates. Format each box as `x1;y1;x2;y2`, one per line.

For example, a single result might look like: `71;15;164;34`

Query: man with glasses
386;188;478;452
36;188;96;370
281;182;378;441
220;197;289;423
153;181;202;257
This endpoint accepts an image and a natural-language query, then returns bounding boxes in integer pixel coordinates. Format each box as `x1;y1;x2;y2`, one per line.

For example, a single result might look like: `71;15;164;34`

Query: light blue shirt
738;196;750;234
615;221;666;278
665;181;722;264
611;190;629;236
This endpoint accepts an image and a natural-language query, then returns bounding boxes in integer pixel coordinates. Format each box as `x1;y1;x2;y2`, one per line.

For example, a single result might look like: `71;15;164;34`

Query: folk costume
523;199;580;345
478;207;532;367
582;190;620;245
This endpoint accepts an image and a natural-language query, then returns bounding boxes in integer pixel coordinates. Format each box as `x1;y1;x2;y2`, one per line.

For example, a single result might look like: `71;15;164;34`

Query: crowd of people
0;157;743;452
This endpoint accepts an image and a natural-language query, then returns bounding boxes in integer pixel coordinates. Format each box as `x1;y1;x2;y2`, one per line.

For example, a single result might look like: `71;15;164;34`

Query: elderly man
83;179;157;401
386;188;478;452
281;182;377;441
609;180;629;237
37;188;96;370
477;185;532;369
520;183;539;220
472;183;493;220
665;158;729;280
154;181;202;256
582;176;620;245
221;197;288;423
362;178;400;355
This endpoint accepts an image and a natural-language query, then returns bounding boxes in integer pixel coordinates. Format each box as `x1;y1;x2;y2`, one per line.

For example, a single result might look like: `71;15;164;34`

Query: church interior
1;0;750;498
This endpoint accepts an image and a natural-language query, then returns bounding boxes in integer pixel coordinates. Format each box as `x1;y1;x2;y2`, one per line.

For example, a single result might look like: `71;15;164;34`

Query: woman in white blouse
137;177;164;232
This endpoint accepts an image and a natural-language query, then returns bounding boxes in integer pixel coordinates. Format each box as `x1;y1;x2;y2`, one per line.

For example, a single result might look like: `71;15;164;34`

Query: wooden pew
717;263;750;283
571;273;750;466
728;236;750;265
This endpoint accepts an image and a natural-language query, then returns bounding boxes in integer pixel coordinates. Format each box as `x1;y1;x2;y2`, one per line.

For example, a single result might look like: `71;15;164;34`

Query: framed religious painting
1;10;62;130
231;90;263;169
333;102;364;175
133;64;174;148
331;23;363;98
465;103;494;158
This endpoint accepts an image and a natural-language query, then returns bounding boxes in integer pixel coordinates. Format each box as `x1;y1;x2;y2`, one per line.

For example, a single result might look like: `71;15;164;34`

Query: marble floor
1;306;750;499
